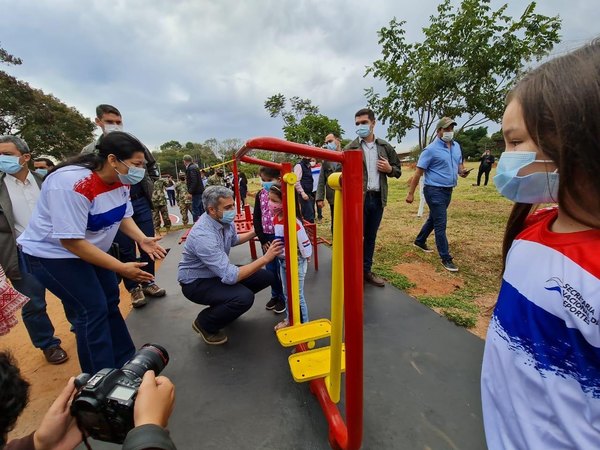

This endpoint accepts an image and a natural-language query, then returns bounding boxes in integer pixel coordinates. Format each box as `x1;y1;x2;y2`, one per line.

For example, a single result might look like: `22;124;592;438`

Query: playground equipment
235;137;364;450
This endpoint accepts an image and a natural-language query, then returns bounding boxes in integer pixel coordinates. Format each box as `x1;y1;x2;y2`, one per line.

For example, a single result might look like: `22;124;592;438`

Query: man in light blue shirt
178;186;283;345
406;117;467;272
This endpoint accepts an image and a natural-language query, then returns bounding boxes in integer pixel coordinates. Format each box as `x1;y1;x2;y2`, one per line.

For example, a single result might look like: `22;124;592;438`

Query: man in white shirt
0;135;69;364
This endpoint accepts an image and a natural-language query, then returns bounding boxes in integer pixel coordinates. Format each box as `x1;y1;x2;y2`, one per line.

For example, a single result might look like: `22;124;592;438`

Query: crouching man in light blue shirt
178;186;283;345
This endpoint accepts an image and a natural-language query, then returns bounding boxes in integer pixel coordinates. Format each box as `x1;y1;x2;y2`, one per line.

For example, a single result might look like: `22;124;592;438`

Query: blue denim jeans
181;269;274;333
300;193;315;223
363;191;384;274
416;185;454;262
11;250;66;350
23;254;136;374
114;196;155;292
262;234;284;301
279;257;309;323
191;194;204;223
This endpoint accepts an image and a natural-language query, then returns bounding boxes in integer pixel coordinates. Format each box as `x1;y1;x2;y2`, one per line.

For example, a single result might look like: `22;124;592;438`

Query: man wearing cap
406;117;467;272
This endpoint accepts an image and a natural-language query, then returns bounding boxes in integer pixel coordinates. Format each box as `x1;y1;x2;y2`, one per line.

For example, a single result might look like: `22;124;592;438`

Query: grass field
247;161;513;333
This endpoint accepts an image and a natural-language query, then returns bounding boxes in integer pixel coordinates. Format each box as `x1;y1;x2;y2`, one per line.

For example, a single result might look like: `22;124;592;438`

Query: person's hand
33;378;83;450
134;371;175;428
264;240;284;262
459;170;469;178
316;200;324;209
119;262;154;283
377;156;392;174
301;192;309;201
262;241;271;253
406;192;415;204
139;236;167;261
186;193;192;200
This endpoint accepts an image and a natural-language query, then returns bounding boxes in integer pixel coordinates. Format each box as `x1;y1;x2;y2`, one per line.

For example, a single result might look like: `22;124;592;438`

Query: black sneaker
413;241;434;253
192;320;228;345
273;300;287;314
265;297;279;310
442;260;459;272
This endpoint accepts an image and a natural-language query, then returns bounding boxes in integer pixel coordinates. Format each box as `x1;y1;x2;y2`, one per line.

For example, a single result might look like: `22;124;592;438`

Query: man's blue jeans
113;196;155;292
192;194;204;223
23;253;136;374
181;269;275;333
415;185;453;262
300;194;315;223
363;191;384;274
11;250;65;350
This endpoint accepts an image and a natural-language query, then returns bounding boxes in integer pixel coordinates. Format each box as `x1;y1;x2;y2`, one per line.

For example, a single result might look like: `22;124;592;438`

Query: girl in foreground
482;40;600;449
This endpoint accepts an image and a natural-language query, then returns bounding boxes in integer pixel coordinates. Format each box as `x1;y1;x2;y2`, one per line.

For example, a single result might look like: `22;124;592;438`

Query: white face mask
441;131;454;143
103;123;123;135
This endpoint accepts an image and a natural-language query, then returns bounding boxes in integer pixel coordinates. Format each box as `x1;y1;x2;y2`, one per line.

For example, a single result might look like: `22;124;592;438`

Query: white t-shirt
482;208;600;449
17;166;133;258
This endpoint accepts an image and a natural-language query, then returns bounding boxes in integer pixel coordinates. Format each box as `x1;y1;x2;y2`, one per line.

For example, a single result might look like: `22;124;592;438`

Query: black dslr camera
71;343;169;444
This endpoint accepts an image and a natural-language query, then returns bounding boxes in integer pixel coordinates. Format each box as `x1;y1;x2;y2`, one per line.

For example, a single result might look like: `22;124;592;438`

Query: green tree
456;126;488;159
1;44;94;159
160;140;182;150
264;94;344;146
365;0;561;150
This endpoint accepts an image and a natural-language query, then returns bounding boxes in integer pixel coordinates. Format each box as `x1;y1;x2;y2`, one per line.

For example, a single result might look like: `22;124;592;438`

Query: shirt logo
545;277;598;325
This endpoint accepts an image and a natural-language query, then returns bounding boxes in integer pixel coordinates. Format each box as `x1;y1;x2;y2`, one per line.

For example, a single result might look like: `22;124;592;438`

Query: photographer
1;352;176;450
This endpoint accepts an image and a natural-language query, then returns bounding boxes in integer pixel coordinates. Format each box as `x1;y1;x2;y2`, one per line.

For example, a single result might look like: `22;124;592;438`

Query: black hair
34;157;55;167
52;132;146;173
259;166;280;179
96;104;121;118
0;352;30;446
269;182;303;219
355;108;375;121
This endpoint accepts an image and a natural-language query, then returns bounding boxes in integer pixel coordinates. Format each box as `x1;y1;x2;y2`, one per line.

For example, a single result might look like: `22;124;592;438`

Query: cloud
0;0;597;150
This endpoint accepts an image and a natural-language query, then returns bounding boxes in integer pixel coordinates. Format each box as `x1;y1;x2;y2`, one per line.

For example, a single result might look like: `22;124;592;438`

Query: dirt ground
4;278;149;441
393;261;492;339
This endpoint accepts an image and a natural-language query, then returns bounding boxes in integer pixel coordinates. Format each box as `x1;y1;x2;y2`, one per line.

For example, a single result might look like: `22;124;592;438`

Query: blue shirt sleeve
417;149;432;170
189;228;240;285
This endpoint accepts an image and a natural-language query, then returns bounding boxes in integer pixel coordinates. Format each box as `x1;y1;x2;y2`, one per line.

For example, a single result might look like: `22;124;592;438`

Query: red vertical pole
280;162;294;325
342;149;364;450
233;159;241;215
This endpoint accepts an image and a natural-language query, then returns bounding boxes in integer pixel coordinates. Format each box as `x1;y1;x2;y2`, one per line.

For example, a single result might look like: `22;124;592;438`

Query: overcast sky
1;0;597;151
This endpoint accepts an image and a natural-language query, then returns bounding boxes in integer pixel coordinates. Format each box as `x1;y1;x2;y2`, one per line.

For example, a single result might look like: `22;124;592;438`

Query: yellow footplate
288;344;346;382
276;319;331;347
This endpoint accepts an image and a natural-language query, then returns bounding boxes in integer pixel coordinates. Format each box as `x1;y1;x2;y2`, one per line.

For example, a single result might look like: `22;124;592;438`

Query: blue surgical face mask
356;124;371;138
262;181;274;191
220;209;236;224
493;151;558;204
326;141;337;151
34;168;48;176
115;159;146;185
0;155;24;174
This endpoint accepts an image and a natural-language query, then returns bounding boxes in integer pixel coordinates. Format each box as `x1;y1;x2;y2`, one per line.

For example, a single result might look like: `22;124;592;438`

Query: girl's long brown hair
502;39;600;267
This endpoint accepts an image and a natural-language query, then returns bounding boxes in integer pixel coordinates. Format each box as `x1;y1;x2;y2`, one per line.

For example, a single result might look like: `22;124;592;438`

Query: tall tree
1;44;94;159
264;94;344;146
365;0;561;149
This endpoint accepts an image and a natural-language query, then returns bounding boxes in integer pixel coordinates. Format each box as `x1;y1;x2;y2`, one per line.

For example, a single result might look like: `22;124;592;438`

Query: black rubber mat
84;230;486;449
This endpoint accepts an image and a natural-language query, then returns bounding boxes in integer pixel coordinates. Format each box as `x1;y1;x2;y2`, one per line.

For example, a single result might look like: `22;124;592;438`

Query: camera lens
121;343;169;380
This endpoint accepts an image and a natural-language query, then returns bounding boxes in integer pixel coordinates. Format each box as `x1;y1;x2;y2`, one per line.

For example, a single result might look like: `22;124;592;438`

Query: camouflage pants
178;202;192;225
153;205;171;230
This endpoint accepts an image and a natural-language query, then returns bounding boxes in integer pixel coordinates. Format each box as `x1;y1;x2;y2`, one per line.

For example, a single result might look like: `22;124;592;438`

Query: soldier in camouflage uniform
152;177;171;232
175;175;193;226
207;168;227;187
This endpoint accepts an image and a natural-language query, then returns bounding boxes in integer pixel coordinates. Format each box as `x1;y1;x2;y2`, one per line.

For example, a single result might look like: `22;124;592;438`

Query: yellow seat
288;344;346;383
276;319;332;347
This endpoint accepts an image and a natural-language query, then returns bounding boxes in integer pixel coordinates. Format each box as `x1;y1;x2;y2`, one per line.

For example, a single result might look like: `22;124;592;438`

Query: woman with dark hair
481;40;600;449
17;132;166;374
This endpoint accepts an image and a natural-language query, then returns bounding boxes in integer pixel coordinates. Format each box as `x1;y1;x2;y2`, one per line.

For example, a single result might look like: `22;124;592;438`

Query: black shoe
413;241;434;253
273;300;287;314
43;345;69;364
192;320;228;345
265;297;279;310
442;260;459;272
